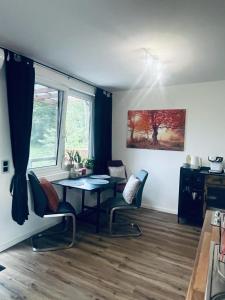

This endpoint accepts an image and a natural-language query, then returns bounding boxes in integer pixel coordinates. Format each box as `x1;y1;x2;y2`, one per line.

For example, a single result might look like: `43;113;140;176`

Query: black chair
101;169;148;237
107;160;127;193
28;171;76;252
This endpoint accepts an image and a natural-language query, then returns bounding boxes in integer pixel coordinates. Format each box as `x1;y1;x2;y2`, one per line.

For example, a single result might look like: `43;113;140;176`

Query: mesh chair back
133;170;148;208
28;171;48;217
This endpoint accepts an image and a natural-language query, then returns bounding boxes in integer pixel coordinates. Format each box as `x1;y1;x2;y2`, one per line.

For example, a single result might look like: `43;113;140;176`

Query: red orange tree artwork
127;109;186;151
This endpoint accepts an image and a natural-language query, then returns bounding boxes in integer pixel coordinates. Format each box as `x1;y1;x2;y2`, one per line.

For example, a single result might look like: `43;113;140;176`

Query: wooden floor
0;209;200;300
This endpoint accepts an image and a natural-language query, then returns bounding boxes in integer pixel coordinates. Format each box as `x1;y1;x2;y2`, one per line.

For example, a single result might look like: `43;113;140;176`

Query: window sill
28;167;69;181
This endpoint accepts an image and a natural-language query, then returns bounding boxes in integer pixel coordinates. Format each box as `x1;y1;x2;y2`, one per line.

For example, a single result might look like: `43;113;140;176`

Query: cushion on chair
123;175;140;204
39;178;59;212
108;166;126;183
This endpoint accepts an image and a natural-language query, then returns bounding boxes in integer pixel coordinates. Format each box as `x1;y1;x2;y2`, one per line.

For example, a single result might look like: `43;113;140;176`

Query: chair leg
31;213;76;252
112;211;116;223
36;217;69;236
109;207;142;237
109;208;114;235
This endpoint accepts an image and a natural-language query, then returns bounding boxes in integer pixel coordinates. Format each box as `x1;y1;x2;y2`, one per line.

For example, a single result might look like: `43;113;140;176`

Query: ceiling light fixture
142;48;158;65
141;48;164;83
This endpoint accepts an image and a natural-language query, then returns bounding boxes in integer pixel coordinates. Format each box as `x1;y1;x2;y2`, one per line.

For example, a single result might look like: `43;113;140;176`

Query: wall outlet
2;160;9;173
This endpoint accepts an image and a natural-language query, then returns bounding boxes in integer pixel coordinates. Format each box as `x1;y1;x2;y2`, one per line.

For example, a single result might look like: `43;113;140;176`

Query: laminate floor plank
0;209;200;300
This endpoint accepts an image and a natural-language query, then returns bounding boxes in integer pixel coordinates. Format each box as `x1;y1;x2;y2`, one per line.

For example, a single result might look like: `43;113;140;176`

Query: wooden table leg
82;190;85;213
96;190;101;233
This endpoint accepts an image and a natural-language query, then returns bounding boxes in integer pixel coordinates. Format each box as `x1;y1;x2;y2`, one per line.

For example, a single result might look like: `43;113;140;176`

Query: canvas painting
127;109;186;151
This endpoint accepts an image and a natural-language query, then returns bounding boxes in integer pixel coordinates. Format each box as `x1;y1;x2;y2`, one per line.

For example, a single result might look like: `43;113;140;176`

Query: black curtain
5;50;35;225
94;88;112;174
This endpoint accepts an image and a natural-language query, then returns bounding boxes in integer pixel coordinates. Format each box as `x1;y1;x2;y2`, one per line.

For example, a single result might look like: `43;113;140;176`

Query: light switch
2;160;9;173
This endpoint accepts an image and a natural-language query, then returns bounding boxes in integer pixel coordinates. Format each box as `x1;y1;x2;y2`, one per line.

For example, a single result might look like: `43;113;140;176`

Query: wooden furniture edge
186;210;219;300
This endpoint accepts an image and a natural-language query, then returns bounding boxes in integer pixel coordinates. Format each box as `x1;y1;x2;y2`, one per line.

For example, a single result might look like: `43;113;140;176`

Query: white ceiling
0;0;225;90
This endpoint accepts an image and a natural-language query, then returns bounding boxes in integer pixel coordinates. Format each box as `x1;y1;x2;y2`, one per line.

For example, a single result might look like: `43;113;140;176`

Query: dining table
52;175;123;233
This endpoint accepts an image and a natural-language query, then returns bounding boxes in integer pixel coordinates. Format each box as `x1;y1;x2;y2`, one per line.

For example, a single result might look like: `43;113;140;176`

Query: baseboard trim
0;220;59;253
142;202;177;215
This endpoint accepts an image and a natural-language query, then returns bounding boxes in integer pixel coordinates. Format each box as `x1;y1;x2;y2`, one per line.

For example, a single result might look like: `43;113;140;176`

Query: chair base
31;213;76;252
109;206;142;237
110;221;142;237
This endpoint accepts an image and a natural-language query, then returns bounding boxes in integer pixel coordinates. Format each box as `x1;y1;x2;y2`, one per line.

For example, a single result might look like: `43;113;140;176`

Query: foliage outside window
65;93;92;160
28;84;61;169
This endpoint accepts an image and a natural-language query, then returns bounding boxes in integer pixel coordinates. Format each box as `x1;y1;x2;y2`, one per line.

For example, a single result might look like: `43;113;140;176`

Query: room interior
0;1;225;299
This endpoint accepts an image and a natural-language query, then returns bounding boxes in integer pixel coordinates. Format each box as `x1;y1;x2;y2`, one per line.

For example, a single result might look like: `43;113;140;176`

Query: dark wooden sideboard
178;166;225;225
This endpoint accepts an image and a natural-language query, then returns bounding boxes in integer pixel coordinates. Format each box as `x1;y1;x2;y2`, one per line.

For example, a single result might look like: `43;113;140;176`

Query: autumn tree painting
127;109;186;151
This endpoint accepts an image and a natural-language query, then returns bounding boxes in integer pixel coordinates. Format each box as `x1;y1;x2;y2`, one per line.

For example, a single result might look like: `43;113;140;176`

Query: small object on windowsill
73;151;83;169
80;168;86;175
83;158;95;174
69;168;87;178
74;162;83;169
69;169;79;178
62;160;73;171
85;168;93;175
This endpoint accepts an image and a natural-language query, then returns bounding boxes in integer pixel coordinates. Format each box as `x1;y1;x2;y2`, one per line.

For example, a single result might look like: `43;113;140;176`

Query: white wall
112;80;225;214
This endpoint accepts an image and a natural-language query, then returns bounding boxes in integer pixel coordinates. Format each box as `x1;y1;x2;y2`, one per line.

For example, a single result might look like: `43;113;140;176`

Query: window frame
29;66;95;178
28;81;68;177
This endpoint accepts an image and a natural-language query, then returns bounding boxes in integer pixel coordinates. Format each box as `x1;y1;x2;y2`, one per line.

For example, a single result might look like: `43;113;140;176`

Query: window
28;84;63;169
65;90;93;159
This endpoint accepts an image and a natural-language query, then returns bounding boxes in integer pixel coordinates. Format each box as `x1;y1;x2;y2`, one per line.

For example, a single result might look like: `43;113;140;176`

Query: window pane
29;84;59;168
65;95;91;159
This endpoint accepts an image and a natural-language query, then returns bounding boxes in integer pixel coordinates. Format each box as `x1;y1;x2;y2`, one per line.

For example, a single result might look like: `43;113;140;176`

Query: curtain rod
1;46;109;92
35;61;98;90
